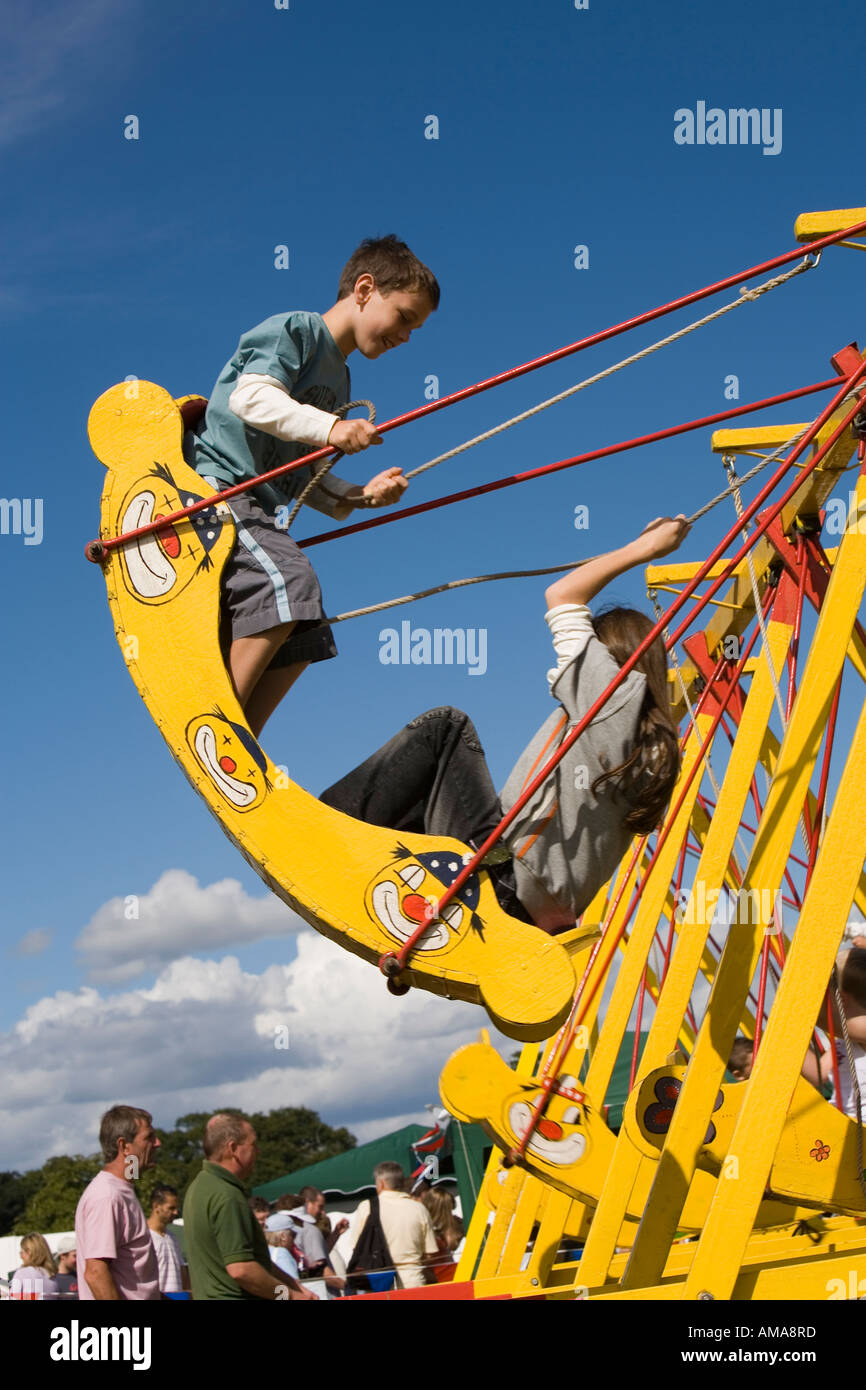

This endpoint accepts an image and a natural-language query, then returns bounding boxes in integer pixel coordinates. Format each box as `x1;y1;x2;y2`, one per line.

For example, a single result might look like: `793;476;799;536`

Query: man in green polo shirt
183;1113;315;1301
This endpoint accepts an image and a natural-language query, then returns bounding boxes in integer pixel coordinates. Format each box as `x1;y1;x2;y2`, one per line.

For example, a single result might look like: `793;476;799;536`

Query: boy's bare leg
244;662;310;738
228;624;295;729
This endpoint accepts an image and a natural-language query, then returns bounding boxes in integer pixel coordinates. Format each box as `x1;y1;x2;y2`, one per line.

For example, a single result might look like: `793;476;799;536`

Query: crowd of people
5;1107;464;1300
6;934;863;1301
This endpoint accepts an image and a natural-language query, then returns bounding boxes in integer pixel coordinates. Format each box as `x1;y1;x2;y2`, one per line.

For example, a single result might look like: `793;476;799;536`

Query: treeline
1;1107;355;1235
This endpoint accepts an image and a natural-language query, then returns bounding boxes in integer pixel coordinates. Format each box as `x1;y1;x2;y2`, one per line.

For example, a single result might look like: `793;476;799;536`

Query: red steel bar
86;376;839;563
301;379;839;549
86;215;866;562
504;581;771;1160
433;403;866;1162
752;934;773;1057
386;364;866;981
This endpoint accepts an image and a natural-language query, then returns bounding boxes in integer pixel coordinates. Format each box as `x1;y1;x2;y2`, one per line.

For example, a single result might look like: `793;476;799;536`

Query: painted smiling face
117;464;227;604
507;1074;589;1167
186;712;270;811
365;844;482;953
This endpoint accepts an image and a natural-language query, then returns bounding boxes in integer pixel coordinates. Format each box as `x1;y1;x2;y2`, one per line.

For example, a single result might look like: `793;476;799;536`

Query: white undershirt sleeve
545;603;595;689
229;372;355;517
229;372;339;446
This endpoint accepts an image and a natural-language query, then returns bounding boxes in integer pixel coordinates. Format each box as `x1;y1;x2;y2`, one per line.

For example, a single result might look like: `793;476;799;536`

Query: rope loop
282;399;377;529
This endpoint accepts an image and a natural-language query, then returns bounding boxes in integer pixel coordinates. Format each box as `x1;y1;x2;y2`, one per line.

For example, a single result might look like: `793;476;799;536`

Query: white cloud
76;869;304;982
0;933;505;1174
12;928;53;957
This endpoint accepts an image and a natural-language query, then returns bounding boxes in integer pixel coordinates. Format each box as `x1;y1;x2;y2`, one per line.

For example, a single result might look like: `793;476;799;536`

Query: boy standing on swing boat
184;235;439;737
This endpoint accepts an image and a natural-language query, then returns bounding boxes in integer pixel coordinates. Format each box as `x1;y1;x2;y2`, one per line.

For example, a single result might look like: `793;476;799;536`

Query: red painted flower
809;1140;830;1162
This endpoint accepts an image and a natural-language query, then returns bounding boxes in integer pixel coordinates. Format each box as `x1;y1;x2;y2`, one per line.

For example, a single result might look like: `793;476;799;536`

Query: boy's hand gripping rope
280;400;378;530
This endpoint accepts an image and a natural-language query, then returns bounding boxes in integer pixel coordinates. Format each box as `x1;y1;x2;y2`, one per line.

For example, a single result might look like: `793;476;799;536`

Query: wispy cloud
0;0;120;152
12;928;53;958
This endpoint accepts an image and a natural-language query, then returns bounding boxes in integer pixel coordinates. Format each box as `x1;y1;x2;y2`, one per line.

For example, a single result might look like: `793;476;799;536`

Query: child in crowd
728;1036;754;1081
801;938;866;1119
185;235;439;737
10;1233;59;1300
421;1188;464;1257
320;514;689;931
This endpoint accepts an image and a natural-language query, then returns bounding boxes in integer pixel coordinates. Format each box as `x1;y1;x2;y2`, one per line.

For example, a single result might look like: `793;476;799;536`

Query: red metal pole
505;586;769;1160
87;376;839;562
86;215;866;562
387;365;866;978
300;379;839;550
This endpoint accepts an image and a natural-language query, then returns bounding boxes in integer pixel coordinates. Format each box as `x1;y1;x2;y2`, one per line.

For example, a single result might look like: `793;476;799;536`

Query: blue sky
1;0;864;1172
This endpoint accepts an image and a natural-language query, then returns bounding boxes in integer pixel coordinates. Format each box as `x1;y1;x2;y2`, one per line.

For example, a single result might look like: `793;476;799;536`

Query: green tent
251;1035;657;1218
252;1120;490;1217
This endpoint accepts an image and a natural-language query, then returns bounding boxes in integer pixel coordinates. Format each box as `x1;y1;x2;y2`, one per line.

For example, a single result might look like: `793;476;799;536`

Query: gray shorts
207;478;337;669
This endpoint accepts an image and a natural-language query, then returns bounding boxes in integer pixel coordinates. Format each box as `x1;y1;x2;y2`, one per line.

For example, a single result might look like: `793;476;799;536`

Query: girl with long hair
320;515;689;933
10;1232;60;1300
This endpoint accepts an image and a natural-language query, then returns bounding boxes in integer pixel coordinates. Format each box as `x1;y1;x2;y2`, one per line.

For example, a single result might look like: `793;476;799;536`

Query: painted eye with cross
507;1075;590;1167
364;844;483;953
117;464;225;605
186;711;270;811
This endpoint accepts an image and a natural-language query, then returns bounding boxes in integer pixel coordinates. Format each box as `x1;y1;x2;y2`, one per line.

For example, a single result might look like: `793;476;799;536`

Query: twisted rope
324;422;808;625
282;400;377;529
404;257;818;482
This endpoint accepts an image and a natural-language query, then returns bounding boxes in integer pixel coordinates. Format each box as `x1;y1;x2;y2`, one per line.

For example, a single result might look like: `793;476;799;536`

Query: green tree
169;1107;356;1187
14;1155;100;1235
246;1106;355;1184
8;1105;357;1234
0;1170;44;1236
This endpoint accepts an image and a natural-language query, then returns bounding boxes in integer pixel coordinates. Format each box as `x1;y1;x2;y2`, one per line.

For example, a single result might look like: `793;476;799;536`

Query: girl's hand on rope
361;466;409;508
638;514;691;559
329;418;383;454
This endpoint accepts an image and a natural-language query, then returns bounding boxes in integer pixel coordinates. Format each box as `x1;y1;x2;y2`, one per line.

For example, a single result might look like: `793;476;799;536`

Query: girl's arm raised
545;515;691;610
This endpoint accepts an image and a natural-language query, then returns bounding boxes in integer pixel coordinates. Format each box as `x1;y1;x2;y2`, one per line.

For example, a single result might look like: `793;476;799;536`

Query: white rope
404;256;818;482
326;426;809;625
326;559;597;624
326;388;861;629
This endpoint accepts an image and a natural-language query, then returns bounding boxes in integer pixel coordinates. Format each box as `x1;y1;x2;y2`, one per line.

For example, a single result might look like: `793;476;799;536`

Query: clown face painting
365;844;483;953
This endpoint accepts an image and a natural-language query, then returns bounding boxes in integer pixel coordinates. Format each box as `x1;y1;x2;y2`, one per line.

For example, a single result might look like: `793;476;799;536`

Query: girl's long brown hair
19;1233;57;1276
590;606;681;834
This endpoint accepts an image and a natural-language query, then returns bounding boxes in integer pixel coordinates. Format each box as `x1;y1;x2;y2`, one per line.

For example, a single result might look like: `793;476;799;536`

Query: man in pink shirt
74;1104;161;1300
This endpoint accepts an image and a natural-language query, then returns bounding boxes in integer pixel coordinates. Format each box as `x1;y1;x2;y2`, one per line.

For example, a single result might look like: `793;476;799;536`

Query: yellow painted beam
711;423;812;451
621;503;866;1289
649;549;839;586
794;207;866;242
683;691;866;1298
654;468;866;1300
594;610;793;1290
576;715;714;1285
